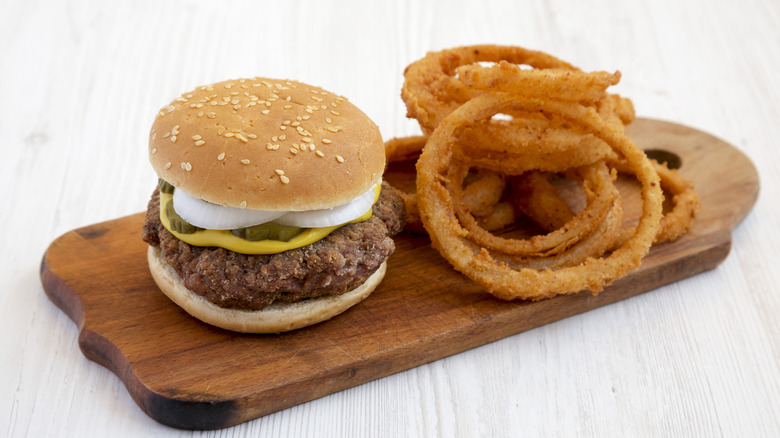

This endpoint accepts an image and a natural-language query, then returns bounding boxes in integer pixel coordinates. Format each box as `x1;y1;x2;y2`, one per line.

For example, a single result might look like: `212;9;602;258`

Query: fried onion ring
448;159;619;257
455;60;621;104
416;92;663;300
509;171;574;232
610;157;701;244
402;45;578;134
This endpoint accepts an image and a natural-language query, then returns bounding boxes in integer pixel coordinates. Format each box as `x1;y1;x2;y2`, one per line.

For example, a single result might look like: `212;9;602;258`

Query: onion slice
172;189;285;230
274;185;377;228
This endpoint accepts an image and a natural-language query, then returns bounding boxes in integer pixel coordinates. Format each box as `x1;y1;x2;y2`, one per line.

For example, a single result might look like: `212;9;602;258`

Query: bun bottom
147;246;385;333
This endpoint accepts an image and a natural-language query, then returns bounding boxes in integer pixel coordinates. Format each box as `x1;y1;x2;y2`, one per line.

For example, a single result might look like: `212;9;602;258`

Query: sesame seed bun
147;246;385;333
149;78;385;211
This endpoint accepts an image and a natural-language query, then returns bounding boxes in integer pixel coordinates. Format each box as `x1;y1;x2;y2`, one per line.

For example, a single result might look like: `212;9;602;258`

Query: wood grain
39;119;758;430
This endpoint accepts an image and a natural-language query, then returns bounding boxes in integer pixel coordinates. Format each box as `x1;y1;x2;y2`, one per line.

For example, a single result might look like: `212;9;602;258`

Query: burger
141;78;406;333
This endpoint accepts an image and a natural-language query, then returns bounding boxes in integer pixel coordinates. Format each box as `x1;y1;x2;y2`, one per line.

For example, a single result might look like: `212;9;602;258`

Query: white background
2;0;779;436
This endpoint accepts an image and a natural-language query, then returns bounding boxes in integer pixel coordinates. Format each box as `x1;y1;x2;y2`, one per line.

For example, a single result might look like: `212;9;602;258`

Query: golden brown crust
147;246;385;333
149;78;385;211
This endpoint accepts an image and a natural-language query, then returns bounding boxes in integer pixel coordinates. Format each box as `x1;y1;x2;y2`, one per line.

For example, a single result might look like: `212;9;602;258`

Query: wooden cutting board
40;119;759;430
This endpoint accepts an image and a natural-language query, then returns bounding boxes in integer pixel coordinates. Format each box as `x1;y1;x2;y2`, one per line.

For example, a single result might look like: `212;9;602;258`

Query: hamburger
141;78;405;333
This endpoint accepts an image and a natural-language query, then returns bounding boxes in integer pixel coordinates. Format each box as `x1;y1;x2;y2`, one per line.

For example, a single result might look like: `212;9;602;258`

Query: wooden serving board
40;119;758;430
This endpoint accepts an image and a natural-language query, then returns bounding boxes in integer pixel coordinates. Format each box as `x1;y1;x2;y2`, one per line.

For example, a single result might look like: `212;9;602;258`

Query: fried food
449;160;618;257
610;158;701;244
385;44;699;301
415;93;664;300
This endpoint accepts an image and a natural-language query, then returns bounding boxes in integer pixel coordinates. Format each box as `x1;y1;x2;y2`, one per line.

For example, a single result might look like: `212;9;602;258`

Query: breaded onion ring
402;45;578;134
416;92;663;300
455;60;621;104
509;171;574;232
610;158;701;244
448;160;619;257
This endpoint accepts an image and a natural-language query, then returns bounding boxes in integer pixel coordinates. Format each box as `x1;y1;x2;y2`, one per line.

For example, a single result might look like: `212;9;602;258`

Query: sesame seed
262;110;270;115
197;111;204;117
301;137;312;143
163;132;171;138
322;139;332;144
172;125;180;133
185;162;192;171
325;117;332;123
315;150;325;157
239;201;247;208
279;134;286;140
284;105;292;109
309;144;315;151
164;162;172;169
217;153;225;160
224;132;235;138
327;127;340;132
240;159;250;165
192;135;202;140
280;175;290;184
207;112;216;119
151;147;157;154
330;110;340;116
275;169;284;175
170;135;177;142
272;136;278;141
236;134;248;143
195;140;206;146
290;148;298;154
280;125;286;130
247;133;257;139
336;155;345;163
180;162;186;169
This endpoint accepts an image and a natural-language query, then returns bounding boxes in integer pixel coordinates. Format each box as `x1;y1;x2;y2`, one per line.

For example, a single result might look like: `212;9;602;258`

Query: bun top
149;78;385;211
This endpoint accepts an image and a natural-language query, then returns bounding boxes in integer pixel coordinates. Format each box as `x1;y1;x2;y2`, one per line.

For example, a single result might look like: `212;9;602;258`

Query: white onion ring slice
274;185;377;228
172;189;285;230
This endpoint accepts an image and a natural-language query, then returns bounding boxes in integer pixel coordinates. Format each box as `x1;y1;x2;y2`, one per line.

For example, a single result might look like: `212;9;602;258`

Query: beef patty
142;182;406;310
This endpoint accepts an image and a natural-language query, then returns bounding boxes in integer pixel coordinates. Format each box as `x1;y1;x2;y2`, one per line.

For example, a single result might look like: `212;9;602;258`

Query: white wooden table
2;0;778;436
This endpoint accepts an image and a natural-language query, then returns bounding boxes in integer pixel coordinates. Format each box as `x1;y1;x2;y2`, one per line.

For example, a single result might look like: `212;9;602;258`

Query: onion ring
455;60;621;104
461;168;506;217
610;157;701;244
402;45;578;134
385;135;427;163
448;159;619;257
509;171;574;232
415;92;663;300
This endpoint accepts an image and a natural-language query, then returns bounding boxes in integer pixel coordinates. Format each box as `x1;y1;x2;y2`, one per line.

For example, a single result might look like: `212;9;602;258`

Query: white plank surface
2;0;779;436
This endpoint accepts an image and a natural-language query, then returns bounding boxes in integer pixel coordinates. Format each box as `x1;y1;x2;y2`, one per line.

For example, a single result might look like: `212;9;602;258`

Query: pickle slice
158;179;175;194
232;222;303;242
165;200;202;234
